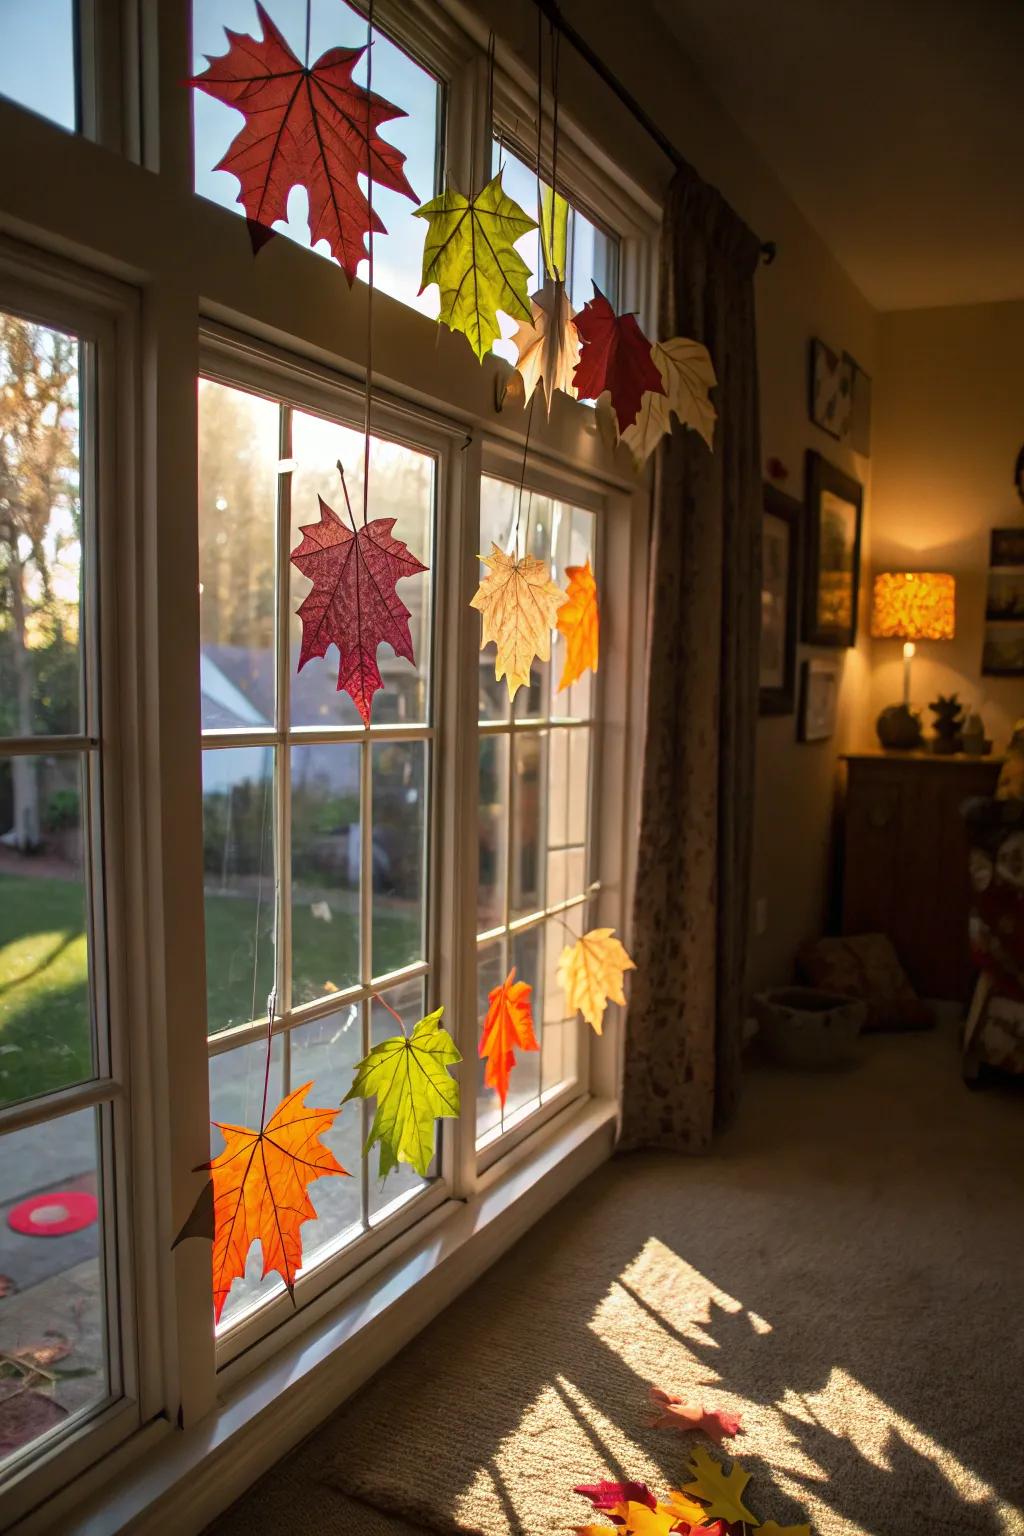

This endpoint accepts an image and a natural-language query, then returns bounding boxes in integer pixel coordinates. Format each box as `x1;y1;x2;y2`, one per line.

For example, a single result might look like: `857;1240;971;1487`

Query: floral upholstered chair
962;794;1024;1080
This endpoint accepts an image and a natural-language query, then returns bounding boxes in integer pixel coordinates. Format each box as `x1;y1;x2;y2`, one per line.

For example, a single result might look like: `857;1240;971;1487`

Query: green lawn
0;872;420;1108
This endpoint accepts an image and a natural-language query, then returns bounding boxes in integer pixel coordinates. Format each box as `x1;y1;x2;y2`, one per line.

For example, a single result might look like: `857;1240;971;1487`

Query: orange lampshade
870;571;956;641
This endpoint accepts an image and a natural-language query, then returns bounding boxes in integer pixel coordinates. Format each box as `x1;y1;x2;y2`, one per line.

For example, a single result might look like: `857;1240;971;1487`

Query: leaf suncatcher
188;1083;350;1322
621;336;718;465
572;284;665;434
479;968;539;1108
415;172;537;361
510;280;581;416
470;543;567;700
557;928;636;1035
290;483;428;726
343;1006;461;1179
556;559;599;691
190;3;417;280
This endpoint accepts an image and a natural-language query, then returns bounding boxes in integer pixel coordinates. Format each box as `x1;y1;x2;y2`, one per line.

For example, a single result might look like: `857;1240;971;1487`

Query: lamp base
876;702;924;751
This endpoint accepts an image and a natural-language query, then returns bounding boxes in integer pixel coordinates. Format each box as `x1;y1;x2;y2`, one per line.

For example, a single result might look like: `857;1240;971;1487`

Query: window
192;0;444;317
476;474;598;1153
0;1;78;131
0;308;121;1473
490;141;620;367
198;372;438;1335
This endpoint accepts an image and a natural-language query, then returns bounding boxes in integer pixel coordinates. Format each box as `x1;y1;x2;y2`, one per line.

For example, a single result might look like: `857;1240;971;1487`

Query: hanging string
512;10;549;554
549;26;561;277
303;0;311;68
258;988;279;1133
361;0;375;528
485;31;496;182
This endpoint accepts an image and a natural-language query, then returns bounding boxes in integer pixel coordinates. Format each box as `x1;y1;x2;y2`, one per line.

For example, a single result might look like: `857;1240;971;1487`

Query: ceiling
653;0;1024;311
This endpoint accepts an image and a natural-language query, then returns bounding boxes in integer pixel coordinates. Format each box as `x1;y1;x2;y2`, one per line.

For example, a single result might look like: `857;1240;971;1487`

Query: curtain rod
531;0;777;265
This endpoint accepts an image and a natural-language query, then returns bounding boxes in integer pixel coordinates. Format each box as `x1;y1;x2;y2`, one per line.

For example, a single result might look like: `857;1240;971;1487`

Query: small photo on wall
982;622;1024;677
798;657;840;742
990;527;1024;568
985;569;1024;621
809;339;852;440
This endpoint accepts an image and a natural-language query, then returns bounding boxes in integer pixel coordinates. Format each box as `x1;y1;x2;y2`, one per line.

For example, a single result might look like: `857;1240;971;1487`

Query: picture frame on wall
809;338;852;440
759;484;801;715
798;657;840;742
803;451;863;648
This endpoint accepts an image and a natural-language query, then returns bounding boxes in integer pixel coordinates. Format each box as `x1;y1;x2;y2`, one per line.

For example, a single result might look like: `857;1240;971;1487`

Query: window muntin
0;310;119;1474
198;375;437;1332
191;0;443;318
490;141;620;367
475;475;597;1151
0;1;78;132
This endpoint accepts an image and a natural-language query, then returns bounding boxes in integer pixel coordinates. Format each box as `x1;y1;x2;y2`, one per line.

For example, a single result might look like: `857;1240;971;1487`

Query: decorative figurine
875;702;924;750
929;693;965;754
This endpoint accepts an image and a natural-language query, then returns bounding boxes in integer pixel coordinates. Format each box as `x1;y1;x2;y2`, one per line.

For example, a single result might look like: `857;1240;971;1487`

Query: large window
475;474;597;1153
192;0;444;316
198;373;438;1334
0;308;122;1474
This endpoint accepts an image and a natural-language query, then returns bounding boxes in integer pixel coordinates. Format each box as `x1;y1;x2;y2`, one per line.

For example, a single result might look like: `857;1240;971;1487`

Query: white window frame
0;0;653;1524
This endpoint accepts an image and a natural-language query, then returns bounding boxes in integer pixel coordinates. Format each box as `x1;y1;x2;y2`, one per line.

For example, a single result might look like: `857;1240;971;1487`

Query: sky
0;0;77;130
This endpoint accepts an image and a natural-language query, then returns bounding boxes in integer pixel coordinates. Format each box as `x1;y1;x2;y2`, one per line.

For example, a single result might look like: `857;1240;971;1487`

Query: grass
0;872;420;1109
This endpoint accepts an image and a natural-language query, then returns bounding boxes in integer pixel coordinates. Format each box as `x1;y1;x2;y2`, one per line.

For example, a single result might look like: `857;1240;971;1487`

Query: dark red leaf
290;495;427;725
190;2;417;281
574;1481;658;1514
572;284;665;434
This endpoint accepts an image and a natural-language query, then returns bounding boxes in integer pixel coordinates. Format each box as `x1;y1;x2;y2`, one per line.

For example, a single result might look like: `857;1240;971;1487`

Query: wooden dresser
842;752;1003;1001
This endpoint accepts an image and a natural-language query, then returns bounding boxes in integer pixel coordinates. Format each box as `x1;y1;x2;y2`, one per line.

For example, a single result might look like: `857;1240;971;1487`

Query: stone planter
752;987;867;1070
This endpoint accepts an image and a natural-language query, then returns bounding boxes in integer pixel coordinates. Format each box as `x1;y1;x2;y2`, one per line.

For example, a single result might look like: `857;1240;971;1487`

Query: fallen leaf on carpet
680;1447;758;1527
757;1524;811;1535
648;1385;742;1444
574;1480;657;1513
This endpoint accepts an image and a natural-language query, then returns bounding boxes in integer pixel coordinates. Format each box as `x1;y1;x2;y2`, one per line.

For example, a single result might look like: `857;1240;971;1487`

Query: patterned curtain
619;172;763;1153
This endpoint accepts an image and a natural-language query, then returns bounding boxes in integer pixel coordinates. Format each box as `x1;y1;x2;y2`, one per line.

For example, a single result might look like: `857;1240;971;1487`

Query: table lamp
871;571;956;748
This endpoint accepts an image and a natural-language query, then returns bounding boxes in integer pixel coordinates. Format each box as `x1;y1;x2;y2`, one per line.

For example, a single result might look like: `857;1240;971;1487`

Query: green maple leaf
342;1006;461;1179
680;1447;758;1527
415;172;537;361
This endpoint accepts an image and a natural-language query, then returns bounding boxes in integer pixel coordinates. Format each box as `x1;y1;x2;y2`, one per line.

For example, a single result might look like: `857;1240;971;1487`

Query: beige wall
869;301;1024;752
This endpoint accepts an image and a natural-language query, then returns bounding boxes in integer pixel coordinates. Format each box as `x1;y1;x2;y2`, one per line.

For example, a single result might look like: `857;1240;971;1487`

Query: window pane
369;978;431;1219
202;746;276;1034
198;380;279;732
291;742;361;1005
0;754;92;1109
289;411;434;729
477;734;508;933
489;142;620;363
506;925;542;1119
372;741;425;977
0;1107;109;1467
475;938;506;1144
210;1034;285;1328
477;478;515;723
541;917;578;1096
510;732;545;921
0;1;77;131
192;0;442;317
0;313;82;739
289;1006;363;1260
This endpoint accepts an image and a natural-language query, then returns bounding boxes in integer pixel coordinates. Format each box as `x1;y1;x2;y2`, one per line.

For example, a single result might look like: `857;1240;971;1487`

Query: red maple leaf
648;1387;742;1446
479;968;539;1108
290;491;428;725
574;1481;658;1515
572;284;665;434
190;3;417;281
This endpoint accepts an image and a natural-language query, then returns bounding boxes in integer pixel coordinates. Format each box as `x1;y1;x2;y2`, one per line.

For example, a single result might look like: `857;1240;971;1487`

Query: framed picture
982;623;1024;677
798;657;840;742
990;526;1024;568
803;451;863;648
809;338;852;440
759;484;801;715
846;354;872;458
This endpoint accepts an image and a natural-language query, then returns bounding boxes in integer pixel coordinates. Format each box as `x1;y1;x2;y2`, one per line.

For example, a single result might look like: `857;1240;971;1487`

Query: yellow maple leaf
758;1524;811;1536
557;927;636;1035
470;543;566;700
576;1502;676;1536
621;335;717;465
681;1447;758;1527
662;1490;711;1525
556;559;599;691
510;279;580;415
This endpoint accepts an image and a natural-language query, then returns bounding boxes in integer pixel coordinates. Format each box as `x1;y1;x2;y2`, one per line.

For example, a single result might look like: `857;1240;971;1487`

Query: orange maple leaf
479;968;539;1108
202;1083;350;1321
648;1387;742;1444
556;559;599;691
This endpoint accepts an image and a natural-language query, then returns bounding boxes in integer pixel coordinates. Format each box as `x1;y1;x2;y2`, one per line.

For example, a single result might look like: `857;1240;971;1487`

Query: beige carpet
208;1028;1024;1536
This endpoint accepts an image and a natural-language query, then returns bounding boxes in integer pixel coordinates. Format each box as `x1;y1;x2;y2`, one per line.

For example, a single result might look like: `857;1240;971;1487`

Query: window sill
36;1095;617;1536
